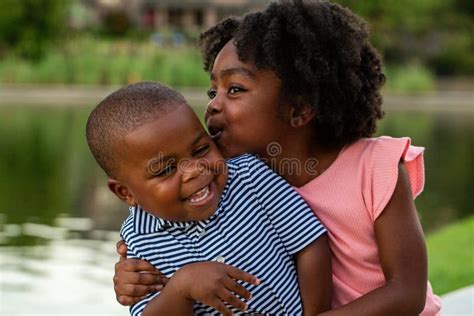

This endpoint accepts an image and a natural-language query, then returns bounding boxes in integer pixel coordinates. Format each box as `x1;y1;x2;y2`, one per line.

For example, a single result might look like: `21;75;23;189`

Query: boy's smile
114;104;227;222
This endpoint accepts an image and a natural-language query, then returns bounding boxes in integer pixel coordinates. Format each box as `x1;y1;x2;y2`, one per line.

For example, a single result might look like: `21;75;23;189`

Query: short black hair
199;0;385;148
86;81;186;178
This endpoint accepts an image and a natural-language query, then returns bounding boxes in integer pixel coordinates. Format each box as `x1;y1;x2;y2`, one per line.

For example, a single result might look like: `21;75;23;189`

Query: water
0;94;472;315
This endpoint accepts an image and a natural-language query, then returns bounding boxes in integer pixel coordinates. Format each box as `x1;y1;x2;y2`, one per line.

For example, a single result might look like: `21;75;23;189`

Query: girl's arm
114;241;165;306
295;234;332;315
320;163;427;316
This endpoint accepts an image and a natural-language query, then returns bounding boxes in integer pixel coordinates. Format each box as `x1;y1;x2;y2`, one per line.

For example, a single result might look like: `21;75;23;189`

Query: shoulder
120;206;165;242
346;136;416;159
120;207;137;238
353;137;426;220
226;154;266;170
226;154;271;180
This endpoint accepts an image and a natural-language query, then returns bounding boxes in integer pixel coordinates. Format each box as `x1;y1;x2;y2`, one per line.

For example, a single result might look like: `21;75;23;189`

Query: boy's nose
181;161;204;182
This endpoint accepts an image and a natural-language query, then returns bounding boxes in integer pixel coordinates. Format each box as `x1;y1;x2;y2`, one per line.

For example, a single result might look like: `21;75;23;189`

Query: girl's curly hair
199;0;385;148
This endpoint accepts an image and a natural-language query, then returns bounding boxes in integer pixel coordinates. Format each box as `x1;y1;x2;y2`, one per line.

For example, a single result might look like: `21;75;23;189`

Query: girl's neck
263;135;344;187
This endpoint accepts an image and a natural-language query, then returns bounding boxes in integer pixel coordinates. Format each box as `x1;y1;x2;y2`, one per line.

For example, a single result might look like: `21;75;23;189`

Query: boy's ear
108;179;137;206
289;102;316;128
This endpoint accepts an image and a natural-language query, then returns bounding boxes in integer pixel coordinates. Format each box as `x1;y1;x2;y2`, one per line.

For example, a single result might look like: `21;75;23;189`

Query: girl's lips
210;130;222;141
207;123;223;140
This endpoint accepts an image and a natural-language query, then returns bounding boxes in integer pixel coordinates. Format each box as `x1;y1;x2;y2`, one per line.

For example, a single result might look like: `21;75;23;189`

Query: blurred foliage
0;0;71;61
101;10;131;37
384;63;435;93
337;0;474;75
0;36;209;86
0;0;472;82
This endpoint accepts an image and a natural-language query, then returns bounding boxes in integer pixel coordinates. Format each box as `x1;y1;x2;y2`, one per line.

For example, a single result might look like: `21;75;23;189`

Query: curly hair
199;0;385;148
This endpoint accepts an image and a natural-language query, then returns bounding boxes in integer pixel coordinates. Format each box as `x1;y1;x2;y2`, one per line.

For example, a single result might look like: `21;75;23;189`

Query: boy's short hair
86;81;186;178
199;0;385;148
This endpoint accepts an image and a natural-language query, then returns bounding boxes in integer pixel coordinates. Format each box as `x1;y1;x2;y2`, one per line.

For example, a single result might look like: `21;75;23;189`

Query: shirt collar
131;206;219;235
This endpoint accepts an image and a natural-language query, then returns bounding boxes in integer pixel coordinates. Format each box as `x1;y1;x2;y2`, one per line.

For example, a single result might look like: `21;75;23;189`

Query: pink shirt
295;136;441;315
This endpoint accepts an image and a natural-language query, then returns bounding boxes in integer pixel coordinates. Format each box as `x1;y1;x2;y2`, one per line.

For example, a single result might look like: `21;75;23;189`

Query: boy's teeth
189;185;210;203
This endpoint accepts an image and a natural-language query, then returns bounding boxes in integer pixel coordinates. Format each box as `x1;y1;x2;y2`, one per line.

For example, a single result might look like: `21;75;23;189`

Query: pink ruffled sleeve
369;136;425;221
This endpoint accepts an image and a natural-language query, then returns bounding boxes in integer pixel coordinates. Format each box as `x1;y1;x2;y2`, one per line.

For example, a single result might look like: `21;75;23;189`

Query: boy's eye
193;144;210;156
207;88;217;99
154;165;176;177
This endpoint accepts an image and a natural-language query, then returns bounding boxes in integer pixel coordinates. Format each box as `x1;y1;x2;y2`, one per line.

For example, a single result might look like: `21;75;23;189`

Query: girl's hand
114;240;168;305
168;262;260;315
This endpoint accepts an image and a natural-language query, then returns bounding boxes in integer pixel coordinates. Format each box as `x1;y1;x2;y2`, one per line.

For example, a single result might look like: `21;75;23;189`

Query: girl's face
205;41;290;159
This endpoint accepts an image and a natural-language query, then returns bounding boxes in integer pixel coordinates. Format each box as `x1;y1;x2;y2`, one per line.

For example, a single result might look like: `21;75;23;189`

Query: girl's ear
289;102;316;128
108;179;137;206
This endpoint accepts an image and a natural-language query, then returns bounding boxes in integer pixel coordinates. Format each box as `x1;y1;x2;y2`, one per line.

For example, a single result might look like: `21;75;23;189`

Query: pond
0;91;472;315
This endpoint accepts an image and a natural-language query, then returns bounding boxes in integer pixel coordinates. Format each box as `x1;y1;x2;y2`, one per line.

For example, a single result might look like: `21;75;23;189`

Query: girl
113;1;441;314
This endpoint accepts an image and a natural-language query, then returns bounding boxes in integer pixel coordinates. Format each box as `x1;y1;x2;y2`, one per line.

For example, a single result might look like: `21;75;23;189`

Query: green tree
0;0;70;61
336;0;474;75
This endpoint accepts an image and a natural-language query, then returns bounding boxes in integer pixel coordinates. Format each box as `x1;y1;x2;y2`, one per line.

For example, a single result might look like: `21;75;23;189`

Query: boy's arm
141;262;260;316
295;235;332;315
319;164;427;316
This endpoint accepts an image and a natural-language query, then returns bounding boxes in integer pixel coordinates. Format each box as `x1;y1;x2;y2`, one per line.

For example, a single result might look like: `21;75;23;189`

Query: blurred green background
0;0;472;315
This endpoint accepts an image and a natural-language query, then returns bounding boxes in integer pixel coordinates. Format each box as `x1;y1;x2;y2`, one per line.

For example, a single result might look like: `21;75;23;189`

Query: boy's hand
114;240;168;305
169;262;260;315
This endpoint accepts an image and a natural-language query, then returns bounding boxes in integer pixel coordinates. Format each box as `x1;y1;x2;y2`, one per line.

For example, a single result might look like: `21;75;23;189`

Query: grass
0;36;209;87
384;63;436;93
427;216;474;295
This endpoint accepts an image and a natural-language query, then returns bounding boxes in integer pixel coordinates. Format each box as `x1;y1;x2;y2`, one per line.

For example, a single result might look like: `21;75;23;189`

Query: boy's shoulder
226;154;268;174
120;206;166;239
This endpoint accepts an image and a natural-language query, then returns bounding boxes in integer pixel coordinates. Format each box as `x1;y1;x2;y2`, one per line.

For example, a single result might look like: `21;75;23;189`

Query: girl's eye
228;86;244;95
193;144;210;157
154;165;176;177
207;88;217;99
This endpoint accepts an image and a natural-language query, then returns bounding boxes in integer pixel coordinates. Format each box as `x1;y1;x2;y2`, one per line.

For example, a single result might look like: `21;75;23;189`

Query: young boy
86;81;331;315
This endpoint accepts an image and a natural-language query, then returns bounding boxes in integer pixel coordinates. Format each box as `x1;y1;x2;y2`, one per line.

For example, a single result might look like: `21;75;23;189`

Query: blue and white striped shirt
121;154;326;315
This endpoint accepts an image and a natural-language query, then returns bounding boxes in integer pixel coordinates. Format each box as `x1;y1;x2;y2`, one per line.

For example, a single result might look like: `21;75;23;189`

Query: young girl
113;1;441;314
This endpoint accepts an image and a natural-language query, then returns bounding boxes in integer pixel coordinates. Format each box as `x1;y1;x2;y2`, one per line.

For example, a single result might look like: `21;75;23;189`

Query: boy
86;82;331;315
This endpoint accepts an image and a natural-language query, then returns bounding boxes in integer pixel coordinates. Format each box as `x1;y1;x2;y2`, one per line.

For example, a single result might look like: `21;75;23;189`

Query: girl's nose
206;97;222;116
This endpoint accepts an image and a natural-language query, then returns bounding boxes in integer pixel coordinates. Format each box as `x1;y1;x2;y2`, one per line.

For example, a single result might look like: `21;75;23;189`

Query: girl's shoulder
346;136;421;158
344;136;425;220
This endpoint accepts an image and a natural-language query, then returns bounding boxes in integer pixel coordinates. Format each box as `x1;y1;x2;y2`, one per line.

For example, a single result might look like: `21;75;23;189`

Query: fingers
205;296;234;316
116;239;127;258
114;283;160;298
224;278;252;301
115;258;159;273
116;294;146;306
226;265;260;286
220;289;248;311
114;271;165;286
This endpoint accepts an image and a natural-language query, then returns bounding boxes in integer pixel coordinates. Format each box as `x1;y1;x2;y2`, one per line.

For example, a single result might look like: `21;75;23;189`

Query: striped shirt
121;154;327;315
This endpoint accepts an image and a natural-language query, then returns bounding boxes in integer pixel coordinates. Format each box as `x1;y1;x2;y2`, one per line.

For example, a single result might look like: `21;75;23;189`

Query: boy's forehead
123;105;205;153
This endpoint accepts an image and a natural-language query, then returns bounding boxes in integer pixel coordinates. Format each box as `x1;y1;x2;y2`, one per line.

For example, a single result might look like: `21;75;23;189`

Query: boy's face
205;40;290;159
112;104;227;222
